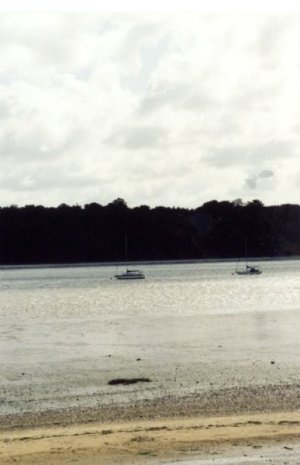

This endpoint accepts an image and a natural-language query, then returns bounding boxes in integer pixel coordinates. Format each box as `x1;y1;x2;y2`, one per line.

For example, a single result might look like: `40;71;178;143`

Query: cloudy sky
1;1;300;208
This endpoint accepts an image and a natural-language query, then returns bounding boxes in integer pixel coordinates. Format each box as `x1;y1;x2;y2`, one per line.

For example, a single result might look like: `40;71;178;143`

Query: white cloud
2;0;300;13
0;12;300;208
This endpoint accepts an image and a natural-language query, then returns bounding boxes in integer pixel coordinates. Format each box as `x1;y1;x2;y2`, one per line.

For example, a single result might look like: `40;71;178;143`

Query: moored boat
114;235;145;280
114;268;145;280
235;264;262;275
235;237;263;275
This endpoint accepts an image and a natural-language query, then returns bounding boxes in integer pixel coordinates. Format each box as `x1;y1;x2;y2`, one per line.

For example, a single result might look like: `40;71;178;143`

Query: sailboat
114;236;145;280
235;237;262;275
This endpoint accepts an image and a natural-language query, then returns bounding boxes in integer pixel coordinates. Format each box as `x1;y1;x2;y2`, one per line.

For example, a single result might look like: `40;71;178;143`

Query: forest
0;198;300;265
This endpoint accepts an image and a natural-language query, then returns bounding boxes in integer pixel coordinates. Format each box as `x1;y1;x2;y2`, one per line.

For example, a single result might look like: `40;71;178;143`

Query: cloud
245;169;275;189
259;169;274;179
107;125;169;149
203;141;294;169
0;12;300;208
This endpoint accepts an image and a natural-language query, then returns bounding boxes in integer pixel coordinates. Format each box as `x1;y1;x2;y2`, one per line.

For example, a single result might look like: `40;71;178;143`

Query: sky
1;1;300;208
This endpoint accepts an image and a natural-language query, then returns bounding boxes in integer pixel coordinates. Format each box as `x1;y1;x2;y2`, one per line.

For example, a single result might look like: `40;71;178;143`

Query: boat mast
125;234;128;270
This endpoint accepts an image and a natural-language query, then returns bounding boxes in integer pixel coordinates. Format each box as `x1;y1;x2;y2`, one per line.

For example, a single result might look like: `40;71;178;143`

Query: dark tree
0;199;299;265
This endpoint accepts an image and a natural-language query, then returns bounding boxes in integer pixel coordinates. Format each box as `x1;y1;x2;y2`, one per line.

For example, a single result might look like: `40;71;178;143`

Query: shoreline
1;255;299;270
1;261;300;464
0;410;299;465
1;383;300;464
1;382;299;431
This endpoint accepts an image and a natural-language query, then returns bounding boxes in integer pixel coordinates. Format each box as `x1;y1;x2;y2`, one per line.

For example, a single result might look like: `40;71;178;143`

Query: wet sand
0;382;299;429
0;383;300;465
0;411;300;465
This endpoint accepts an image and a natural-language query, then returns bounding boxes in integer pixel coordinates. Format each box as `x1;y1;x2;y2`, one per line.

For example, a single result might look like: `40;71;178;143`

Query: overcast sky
1;3;300;208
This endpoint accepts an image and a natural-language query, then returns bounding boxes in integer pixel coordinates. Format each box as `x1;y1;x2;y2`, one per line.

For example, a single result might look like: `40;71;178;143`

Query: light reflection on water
0;260;299;415
0;260;299;318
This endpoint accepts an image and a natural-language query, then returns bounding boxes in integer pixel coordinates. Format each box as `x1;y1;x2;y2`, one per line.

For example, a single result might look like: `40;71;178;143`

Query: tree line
0;198;299;265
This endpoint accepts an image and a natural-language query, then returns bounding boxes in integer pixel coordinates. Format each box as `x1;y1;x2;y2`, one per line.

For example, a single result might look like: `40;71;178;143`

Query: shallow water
0;260;300;416
161;440;300;465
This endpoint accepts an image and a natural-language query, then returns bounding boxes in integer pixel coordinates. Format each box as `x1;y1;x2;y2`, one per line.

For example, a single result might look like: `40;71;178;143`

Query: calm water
0;260;300;416
162;441;300;465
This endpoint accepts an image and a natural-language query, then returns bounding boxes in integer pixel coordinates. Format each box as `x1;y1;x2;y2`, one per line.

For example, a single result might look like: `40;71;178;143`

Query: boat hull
115;276;145;281
236;270;262;275
114;269;145;280
115;274;145;280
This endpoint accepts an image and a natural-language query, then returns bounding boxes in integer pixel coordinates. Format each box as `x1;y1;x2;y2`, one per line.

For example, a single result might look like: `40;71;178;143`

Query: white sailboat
235;237;262;275
114;236;145;280
235;264;262;275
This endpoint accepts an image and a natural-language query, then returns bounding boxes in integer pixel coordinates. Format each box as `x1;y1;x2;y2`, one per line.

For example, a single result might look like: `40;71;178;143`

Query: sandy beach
1;382;300;465
0;410;300;465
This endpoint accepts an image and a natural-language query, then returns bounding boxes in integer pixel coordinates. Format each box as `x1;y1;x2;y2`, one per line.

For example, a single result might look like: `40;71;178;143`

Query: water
0;260;300;416
161;442;300;465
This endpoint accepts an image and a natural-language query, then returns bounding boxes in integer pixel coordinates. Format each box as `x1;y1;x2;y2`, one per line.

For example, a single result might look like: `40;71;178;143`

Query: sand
0;410;300;465
1;383;300;464
1;374;300;464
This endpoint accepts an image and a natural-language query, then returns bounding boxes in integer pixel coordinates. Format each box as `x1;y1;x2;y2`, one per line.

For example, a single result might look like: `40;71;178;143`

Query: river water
0;260;300;417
